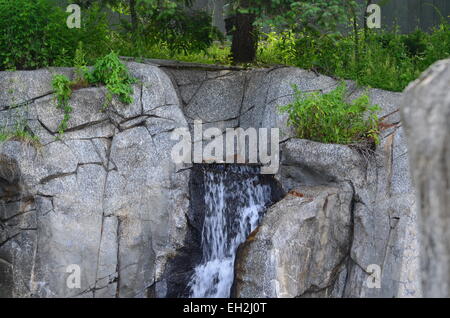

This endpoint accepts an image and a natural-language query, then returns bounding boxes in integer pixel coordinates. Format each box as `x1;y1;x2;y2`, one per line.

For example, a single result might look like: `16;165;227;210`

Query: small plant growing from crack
51;74;73;135
51;47;136;136
0;112;40;146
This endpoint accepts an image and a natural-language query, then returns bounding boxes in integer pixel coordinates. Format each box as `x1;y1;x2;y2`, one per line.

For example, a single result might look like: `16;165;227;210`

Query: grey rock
0;62;190;298
110;85;142;120
126;62;179;113
280;139;367;189
233;183;354;298
0;70;54;110
272;136;420;298
0;59;421;299
400;59;450;297
184;73;246;123
64;139;104;165
35;88;109;134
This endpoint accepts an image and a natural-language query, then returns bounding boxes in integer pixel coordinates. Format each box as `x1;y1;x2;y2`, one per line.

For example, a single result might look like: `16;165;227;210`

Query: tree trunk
129;0;138;34
230;12;257;64
348;4;360;71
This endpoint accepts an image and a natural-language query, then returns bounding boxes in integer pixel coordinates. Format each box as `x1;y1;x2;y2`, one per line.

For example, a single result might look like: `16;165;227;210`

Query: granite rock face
234;135;420;298
233;183;354;298
0;58;421;298
0;62;190;298
163;61;420;298
400;59;450;297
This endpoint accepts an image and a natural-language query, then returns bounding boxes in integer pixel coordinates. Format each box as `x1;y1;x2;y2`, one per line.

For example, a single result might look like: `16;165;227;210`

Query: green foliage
422;22;450;67
51;52;135;134
85;52;136;107
279;83;381;145
258;22;450;92
73;42;90;85
115;37;232;65
0;119;40;145
71;4;112;64
254;0;359;35
51;74;73;135
0;0;69;70
101;0;223;58
134;3;224;54
0;0;110;71
0;131;39;144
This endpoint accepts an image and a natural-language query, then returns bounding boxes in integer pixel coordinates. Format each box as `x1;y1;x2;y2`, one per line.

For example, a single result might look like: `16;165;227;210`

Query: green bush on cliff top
279;83;381;146
51;52;136;135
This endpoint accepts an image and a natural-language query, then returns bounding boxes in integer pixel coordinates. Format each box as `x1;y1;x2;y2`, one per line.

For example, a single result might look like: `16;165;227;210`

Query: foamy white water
189;166;272;298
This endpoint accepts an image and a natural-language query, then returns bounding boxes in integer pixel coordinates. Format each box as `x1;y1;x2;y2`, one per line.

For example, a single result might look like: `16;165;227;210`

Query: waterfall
188;165;273;298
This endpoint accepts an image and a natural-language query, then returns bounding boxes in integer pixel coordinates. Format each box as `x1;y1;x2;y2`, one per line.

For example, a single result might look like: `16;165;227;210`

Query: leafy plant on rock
84;52;136;107
279;83;381;146
51;52;136;135
51;75;73;135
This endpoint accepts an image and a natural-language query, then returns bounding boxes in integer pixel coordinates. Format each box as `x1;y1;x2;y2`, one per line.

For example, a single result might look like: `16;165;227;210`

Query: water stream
188;165;273;298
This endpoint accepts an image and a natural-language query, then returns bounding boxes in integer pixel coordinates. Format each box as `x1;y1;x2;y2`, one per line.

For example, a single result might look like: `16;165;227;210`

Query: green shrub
139;8;223;54
70;5;112;65
0;0;110;70
0;0;69;70
85;52;136;106
401;30;428;57
51;52;136;134
257;31;298;66
422;22;450;68
279;83;381;145
343;31;419;91
114;34;232;65
257;23;450;92
115;1;223;56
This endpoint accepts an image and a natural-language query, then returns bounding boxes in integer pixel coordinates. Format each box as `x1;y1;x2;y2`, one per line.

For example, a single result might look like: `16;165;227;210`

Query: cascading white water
188;165;272;298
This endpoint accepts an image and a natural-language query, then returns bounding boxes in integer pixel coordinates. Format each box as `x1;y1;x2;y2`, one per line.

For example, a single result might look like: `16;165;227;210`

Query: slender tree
226;0;360;64
229;0;258;63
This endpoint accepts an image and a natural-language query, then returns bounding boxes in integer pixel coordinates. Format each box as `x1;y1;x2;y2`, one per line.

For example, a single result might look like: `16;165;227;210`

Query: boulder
400;59;450;297
234;135;420;298
232;183;354;298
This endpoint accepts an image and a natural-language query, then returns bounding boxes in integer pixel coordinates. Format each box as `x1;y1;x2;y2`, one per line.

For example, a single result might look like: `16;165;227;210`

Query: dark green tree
226;0;360;64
